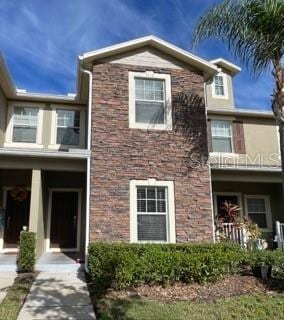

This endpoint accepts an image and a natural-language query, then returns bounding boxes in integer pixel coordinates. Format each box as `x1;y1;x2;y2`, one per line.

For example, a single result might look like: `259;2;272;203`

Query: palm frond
192;0;284;78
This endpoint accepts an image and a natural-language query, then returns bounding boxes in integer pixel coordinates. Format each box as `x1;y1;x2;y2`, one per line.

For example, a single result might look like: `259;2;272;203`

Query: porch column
29;169;44;259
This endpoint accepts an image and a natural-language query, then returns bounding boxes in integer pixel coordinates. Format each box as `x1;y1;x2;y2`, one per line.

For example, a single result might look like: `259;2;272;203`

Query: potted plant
250;251;272;279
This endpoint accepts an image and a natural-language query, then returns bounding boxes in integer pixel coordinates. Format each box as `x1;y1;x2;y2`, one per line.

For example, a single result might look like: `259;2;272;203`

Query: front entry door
4;191;31;248
50;191;79;251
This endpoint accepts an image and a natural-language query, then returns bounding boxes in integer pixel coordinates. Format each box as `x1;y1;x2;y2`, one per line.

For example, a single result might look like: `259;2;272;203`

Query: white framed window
244;195;272;231
50;106;85;149
5;103;43;148
129;71;172;130
130;179;176;243
211;120;233;153
56;109;80;146
212;72;228;99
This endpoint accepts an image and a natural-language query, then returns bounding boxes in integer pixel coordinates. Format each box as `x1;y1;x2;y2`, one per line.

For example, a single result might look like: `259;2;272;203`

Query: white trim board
46;188;82;253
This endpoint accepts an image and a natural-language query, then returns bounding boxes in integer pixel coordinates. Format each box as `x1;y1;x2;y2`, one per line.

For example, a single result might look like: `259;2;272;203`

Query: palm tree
192;0;284;194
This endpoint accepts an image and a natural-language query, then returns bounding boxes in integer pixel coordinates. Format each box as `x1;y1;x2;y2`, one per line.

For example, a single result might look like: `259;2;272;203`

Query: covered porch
0;162;86;271
211;168;284;247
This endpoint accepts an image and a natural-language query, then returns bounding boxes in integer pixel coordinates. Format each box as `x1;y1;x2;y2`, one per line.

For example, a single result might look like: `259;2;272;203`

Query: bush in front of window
88;242;245;290
17;231;36;273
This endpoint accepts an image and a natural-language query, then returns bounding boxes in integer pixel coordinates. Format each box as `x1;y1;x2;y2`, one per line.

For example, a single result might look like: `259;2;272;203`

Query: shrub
88;242;245;290
17;231;36;273
246;250;284;278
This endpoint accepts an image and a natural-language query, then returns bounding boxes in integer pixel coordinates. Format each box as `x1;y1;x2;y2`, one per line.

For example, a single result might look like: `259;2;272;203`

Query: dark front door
216;195;239;216
4;191;31;247
50;191;79;250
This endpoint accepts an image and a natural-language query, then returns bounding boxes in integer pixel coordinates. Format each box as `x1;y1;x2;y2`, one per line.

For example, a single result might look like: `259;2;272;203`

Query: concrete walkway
18;271;96;319
0;272;16;303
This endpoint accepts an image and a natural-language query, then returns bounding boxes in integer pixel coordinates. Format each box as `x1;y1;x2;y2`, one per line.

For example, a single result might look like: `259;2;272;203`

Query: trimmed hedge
17;231;36;273
88;243;246;289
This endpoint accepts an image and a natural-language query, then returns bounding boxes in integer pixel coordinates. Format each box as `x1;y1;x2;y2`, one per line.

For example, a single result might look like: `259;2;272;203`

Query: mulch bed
104;275;284;303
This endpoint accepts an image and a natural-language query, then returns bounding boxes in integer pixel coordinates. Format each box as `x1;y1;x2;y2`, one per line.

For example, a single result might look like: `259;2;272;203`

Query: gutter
210;165;281;172
80;65;93;272
207;107;274;119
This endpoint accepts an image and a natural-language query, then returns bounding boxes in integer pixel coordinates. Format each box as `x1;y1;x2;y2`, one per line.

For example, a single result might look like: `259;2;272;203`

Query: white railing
217;223;247;248
275;221;284;250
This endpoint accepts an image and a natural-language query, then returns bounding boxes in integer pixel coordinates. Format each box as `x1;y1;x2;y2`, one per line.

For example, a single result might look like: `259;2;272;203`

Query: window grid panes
135;78;166;125
247;198;268;228
136;186;168;242
13;107;38;143
56;109;80;146
214;75;225;96
211;120;232;153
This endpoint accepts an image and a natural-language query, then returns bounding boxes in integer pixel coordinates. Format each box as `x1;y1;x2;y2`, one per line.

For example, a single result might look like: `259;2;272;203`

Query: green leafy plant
17;231;36;273
88;243;245;290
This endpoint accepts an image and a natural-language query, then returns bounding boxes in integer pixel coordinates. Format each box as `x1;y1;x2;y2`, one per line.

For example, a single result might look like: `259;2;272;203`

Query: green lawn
97;294;284;320
0;274;34;320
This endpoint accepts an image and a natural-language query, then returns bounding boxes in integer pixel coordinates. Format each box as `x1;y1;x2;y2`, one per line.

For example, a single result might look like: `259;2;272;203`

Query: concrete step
0;254;17;272
36;252;84;273
36;262;83;273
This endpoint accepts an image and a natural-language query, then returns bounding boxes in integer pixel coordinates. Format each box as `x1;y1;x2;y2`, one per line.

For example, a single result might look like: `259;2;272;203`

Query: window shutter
233;120;246;154
207;119;213;152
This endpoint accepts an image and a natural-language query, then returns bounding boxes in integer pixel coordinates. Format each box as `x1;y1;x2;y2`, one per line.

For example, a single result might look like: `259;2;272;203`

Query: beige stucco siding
3;101;87;151
206;72;235;109
243;120;279;166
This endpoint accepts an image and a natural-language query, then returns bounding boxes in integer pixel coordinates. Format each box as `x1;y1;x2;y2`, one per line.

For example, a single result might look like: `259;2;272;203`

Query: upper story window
130;179;176;243
56;109;80;146
129;71;172;130
211;120;233;153
212;72;228;99
13;107;38;143
50;106;85;149
214;75;224;96
5;104;43;148
244;195;272;231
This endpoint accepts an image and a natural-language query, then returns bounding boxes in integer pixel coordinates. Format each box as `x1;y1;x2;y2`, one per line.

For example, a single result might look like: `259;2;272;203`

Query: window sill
4;142;44;149
48;144;85;150
129;123;172;131
210;152;239;157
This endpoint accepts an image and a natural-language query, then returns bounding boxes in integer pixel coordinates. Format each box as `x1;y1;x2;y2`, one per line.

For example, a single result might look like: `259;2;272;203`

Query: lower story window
130;180;175;243
137;186;167;241
245;196;271;230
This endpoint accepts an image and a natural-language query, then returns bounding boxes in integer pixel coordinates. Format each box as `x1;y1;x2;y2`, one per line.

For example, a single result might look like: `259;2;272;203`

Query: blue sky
0;0;274;110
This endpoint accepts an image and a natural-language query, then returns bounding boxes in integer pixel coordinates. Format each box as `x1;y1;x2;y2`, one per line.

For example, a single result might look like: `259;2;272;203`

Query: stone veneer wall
90;61;213;243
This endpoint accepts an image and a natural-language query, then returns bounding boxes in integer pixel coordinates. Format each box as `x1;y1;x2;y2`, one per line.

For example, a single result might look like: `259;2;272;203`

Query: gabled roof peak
80;35;218;80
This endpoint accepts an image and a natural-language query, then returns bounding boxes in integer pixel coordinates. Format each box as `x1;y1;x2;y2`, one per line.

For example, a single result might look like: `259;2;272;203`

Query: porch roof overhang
211;165;282;183
0;148;90;159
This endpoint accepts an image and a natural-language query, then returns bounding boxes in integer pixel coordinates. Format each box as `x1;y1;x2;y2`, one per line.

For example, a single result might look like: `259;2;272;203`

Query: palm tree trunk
272;60;284;199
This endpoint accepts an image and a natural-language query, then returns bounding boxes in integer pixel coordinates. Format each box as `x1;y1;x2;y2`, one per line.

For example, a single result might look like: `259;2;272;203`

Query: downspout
80;65;93;272
204;80;216;243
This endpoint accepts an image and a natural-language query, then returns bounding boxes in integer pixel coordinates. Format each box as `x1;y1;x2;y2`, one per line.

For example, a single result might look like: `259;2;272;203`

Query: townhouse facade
0;36;282;268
